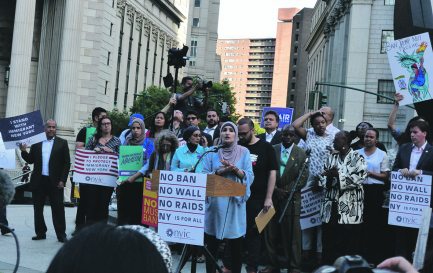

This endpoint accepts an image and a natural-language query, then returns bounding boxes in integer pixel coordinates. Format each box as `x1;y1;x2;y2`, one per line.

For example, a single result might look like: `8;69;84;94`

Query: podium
151;170;246;197
150;170;246;273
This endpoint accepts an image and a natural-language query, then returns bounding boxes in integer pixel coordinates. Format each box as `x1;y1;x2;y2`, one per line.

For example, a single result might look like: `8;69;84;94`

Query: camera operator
174;76;208;116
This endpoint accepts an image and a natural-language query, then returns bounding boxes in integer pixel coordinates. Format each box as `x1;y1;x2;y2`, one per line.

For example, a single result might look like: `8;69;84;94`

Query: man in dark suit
392;119;433;260
203;109;220;142
262;125;308;273
20;119;71;242
258;110;282;145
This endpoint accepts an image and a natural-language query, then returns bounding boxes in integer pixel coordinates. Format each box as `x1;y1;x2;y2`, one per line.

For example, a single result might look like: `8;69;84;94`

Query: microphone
211;144;224;152
0;170;14;207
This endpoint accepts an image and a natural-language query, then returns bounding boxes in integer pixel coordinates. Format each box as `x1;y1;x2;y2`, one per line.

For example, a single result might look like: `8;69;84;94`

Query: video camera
194;76;213;91
313;255;397;273
168;45;189;68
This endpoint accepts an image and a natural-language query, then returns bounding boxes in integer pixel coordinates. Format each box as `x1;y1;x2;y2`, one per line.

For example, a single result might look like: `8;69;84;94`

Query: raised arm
387;93;403;137
292;112;312;140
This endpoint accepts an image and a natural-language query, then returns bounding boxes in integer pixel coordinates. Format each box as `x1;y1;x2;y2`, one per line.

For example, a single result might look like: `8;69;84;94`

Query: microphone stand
278;157;309;223
175;146;223;273
0;223;20;273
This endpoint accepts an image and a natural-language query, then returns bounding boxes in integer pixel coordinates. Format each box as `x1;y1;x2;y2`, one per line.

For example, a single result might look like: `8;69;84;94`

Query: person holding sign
357;128;390;264
319;131;367;265
84;116;121;225
20;119;71;242
73;107;107;235
202;122;254;273
117;119;154;225
392;119;433;260
171;126;207;173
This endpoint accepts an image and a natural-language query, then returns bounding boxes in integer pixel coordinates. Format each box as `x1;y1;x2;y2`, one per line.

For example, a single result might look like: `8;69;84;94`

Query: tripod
174;148;223;273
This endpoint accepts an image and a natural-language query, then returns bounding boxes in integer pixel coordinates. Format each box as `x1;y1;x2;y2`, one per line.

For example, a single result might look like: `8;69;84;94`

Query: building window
381;30;394;53
105;81;108;95
192;18;200;27
377;80;395;104
194;0;200;7
292;70;296;77
291;82;296;90
296;22;300;29
384;0;395;5
107;51;110;65
295;34;299;41
293;58;297;65
189;60;196;66
290;94;295;102
377;128;393;150
294;46;298;53
190;39;198;57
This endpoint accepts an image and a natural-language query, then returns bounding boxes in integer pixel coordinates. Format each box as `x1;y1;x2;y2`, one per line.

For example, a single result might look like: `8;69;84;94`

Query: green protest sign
118;146;143;182
85;127;96;145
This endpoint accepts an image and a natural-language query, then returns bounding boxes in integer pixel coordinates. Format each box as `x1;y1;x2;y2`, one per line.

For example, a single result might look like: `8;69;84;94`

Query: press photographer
173;76;210;116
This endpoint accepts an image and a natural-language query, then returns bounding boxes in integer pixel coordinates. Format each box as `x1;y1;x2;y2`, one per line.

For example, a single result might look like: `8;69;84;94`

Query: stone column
54;0;82;137
5;0;37;117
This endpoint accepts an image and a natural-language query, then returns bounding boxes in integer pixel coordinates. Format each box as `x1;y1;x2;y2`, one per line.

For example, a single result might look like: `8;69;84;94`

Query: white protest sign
388;171;431;228
300;187;323;230
386;32;433;106
0;133;15;169
157;170;207;246
73;149;118;187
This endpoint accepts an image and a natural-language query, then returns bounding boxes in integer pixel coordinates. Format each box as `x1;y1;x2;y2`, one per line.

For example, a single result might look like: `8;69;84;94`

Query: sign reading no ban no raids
300;187;323;230
0;110;46;150
73;149;118;187
388;171;431;228
157;170;207;246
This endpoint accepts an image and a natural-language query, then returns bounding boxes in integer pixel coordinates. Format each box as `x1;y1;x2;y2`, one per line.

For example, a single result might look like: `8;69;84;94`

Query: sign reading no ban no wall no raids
388;171;431;228
0;110;46;150
157;170;207;246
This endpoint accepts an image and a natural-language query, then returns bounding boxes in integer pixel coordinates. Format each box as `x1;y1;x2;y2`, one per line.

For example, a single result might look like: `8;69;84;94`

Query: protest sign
0;133;15;169
142;179;158;227
388;171;431;228
73;149;118;187
385;32;433;106
300;187;323;230
0;110;46;149
260;107;294;129
118;146;143;182
157;170;207;246
85;127;96;145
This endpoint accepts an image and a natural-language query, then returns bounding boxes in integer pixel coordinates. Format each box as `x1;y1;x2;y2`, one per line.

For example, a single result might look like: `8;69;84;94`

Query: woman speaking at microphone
202;122;254;273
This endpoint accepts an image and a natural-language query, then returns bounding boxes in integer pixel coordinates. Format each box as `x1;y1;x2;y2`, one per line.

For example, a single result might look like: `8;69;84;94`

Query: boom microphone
0;170;15;207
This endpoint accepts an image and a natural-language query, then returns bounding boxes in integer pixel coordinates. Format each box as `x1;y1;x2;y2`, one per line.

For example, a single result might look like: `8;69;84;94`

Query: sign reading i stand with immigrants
388;171;431;228
157;170;207;246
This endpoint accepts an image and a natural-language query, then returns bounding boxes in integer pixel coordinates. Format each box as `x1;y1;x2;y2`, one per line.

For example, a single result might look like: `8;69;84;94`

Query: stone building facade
305;0;412;149
0;0;188;142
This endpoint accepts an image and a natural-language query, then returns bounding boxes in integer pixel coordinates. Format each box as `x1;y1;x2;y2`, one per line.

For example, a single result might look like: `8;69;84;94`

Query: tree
107;108;130;136
202;80;240;123
130;85;172;125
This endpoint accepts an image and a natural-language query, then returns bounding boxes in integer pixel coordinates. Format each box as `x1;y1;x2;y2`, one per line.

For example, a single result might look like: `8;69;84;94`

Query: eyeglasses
238;130;252;137
192;133;201;138
102;122;111;126
187;117;197;120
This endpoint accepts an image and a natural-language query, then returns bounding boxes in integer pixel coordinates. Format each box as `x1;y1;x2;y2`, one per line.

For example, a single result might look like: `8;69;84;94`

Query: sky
218;0;317;39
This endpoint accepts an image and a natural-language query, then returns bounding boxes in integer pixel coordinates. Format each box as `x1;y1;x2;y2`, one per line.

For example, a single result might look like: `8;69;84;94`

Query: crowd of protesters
20;78;431;273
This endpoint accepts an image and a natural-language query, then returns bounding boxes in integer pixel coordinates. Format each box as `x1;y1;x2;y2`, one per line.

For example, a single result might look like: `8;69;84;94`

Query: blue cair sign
260;107;294;129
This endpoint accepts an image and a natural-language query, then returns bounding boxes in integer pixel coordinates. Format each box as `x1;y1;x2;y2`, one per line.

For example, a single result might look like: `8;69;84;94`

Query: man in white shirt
392;119;433;260
258;110;282;145
203;109;220;141
20;119;71;242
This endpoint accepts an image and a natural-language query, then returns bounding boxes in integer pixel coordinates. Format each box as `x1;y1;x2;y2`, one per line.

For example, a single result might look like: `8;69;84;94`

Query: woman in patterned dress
319;131;367;264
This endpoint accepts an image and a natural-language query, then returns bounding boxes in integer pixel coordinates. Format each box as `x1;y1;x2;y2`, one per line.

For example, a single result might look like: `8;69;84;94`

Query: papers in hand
255;206;276;233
